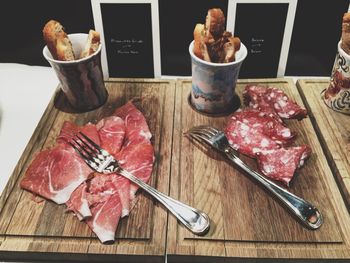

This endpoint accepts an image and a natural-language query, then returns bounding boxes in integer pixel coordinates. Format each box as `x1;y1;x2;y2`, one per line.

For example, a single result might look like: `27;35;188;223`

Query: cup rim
42;33;102;64
188;40;247;67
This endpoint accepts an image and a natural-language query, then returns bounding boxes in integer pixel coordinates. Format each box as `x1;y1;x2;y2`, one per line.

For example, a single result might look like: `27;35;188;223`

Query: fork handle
117;168;210;235
224;147;323;230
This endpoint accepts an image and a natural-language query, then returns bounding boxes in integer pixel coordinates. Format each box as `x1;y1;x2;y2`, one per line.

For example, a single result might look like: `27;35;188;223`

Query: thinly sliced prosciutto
21;100;154;244
114;101;152;145
85;192;122;243
66;182;91;220
96;116;125;155
20;144;92;204
115;142;154;200
87;173;130;217
57;121;100;145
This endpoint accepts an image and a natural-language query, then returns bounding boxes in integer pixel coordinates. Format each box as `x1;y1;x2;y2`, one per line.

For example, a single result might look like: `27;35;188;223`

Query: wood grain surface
0;79;175;262
2;78;350;262
297;79;350;209
167;78;350;262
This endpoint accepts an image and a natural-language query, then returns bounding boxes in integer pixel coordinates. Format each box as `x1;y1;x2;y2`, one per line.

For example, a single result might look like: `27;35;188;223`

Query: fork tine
69;139;95;162
78;132;101;153
69;135;100;170
188;128;214;139
74;134;98;157
189;126;218;137
187;132;213;147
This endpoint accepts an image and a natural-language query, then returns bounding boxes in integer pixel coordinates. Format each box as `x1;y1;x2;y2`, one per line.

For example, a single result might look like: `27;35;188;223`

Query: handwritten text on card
251;37;264;54
111;38;144;54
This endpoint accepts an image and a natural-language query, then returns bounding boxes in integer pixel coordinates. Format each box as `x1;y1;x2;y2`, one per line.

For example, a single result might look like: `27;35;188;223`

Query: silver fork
69;132;210;235
186;125;323;230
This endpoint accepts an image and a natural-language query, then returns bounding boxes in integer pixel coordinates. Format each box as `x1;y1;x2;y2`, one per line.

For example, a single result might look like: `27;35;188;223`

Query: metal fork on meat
186;125;323;230
70;132;210;235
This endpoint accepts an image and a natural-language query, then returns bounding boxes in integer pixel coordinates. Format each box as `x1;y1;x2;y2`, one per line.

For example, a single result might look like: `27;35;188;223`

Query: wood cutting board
0;79;175;262
167;78;350;262
2;78;350;262
297;79;350;208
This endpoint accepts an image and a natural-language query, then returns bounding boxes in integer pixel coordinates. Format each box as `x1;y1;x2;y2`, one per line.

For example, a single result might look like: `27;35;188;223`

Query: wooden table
0;78;350;262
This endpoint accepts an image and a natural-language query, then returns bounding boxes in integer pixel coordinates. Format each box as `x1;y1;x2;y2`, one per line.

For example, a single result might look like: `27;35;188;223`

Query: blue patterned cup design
189;40;247;114
43;33;108;112
323;41;350;114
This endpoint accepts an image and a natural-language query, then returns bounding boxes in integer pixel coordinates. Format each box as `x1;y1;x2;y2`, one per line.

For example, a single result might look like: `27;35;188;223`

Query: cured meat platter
0;79;175;262
297;79;350;207
1;78;350;262
167;78;350;262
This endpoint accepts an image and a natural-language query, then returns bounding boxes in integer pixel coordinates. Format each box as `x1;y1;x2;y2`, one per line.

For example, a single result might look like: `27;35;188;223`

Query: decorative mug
43;33;108;112
322;40;350;114
188;40;247;115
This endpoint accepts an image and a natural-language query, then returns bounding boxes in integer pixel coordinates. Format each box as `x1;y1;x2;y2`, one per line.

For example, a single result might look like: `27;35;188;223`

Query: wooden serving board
167;78;350;262
297;79;350;208
0;79;175;262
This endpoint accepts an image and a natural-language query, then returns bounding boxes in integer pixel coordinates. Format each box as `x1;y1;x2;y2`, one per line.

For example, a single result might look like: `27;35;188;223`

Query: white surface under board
0;63;58;195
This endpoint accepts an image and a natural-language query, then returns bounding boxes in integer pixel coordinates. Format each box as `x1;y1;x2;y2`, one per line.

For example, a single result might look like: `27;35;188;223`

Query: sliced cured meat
267;87;307;119
57;121;100;145
21;100;155;244
110;175;131;217
225;109;295;158
87;173;131;218
96;116;125;155
234;110;295;143
243;85;307;120
114;101;152;145
66;182;91;220
256;145;312;185
85;192;122;243
115;142;154;200
20;144;92;204
243;85;282;122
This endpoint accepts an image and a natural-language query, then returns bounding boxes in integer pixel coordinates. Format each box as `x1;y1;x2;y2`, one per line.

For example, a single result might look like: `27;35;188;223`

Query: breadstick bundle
193;8;241;63
43;20;100;61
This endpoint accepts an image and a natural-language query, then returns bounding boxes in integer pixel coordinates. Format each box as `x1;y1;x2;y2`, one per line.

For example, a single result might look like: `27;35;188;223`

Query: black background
286;0;349;76
101;3;154;78
0;0;94;66
0;0;348;77
159;0;228;76
233;3;288;78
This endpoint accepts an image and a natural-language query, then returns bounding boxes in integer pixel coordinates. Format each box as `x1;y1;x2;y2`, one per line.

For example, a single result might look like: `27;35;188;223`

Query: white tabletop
0;63;58;194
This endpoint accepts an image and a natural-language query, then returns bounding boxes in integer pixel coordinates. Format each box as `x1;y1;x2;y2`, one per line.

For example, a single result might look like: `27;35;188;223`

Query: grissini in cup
43;20;101;61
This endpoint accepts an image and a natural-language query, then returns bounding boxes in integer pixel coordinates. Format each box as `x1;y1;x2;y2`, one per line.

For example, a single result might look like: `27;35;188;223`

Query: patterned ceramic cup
322;40;350;114
43;33;108;112
189;40;247;114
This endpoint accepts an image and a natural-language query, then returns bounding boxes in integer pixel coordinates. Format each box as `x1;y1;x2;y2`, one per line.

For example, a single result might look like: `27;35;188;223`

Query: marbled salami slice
225;109;295;157
256;145;311;185
243;85;307;120
267;87;307;119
